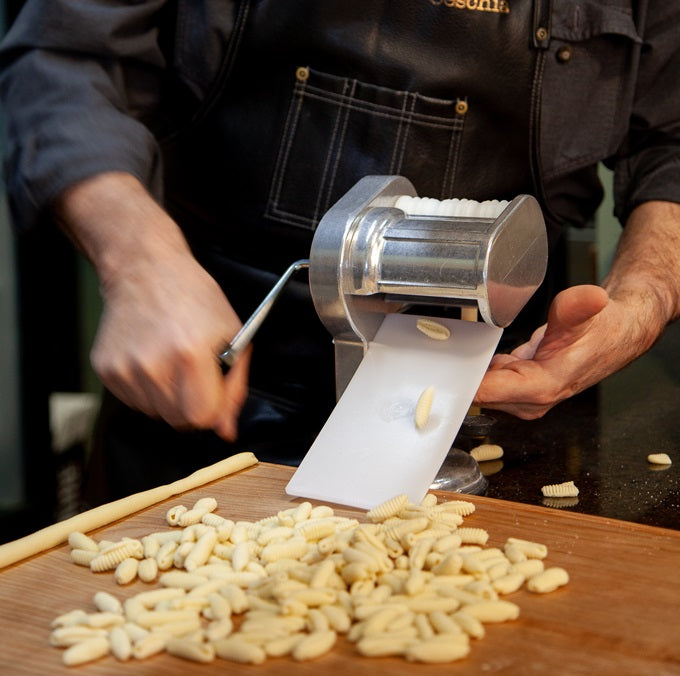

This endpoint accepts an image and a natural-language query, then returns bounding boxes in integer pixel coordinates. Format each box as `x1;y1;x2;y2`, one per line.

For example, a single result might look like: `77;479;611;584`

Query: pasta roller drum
308;175;548;398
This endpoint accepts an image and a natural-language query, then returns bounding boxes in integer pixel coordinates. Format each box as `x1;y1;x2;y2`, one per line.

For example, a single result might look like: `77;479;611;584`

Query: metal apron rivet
535;27;549;42
296;66;310;82
556;46;573;63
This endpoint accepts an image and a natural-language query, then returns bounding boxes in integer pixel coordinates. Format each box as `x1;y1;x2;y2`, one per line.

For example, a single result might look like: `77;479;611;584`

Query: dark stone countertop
449;321;680;531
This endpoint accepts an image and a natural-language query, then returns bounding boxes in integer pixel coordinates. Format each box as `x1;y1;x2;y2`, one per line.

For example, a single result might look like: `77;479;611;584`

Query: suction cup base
430;447;488;495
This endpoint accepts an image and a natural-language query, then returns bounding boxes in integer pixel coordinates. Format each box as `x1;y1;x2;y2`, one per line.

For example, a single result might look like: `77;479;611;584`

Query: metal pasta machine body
307;175;548;399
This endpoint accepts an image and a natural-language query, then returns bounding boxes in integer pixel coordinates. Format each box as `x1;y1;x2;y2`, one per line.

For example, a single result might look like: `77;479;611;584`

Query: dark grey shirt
0;0;679;233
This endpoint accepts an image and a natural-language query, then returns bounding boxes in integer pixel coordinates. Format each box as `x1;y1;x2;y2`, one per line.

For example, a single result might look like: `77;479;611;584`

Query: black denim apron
88;0;554;503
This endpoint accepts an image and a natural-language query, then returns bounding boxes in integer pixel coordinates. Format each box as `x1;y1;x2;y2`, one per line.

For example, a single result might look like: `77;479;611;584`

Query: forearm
602;200;680;351
53;171;192;293
52;170;248;438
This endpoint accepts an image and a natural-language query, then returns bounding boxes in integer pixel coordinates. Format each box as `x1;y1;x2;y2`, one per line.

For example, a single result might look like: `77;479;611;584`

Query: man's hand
475;285;610;418
55;172;249;440
92;245;250;440
475;200;680;419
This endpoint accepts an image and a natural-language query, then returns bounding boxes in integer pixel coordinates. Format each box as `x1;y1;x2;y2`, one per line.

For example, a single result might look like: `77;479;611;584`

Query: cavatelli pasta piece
220;583;249;614
90;540;144;572
366;494;410;523
137;557;158;583
428;610;462;635
309;505;335;519
416;318;451;341
505;537;548;560
491;571;525;594
452;610;485;639
291;501;313;523
526;566;569;593
200;512;229;528
166;505;187;526
542;496;580;509
166;637;216;663
320;604;351;633
155;542;179;571
356;635;414;657
109;626;132;661
541;481;579;498
213;636;267;664
122;622;148;643
306;608;330;633
93;591;122;614
131;631;171;659
457;528;489;545
260;537;308;563
464;600;520;623
510;559;544;578
51;609;88;629
62;636;110;666
68;531;99;552
264;633;304;658
50;626;108;648
158;571;210;590
469;444;504;462
70;548;98;567
415;386;435;429
257;526;294;546
178;497;218;527
295;519;337;542
183;530;218;572
206;617;233;642
381;517;430;542
135;609;199;629
291;629;337;661
647;453;672;465
437;500;476;516
405;635;470;663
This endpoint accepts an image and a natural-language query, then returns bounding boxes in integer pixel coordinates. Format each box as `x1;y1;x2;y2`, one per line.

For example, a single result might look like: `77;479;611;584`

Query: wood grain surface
0;462;678;675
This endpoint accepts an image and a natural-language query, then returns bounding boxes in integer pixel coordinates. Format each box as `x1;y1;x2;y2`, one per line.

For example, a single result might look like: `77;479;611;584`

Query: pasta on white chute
414;386;435;429
52;492;569;667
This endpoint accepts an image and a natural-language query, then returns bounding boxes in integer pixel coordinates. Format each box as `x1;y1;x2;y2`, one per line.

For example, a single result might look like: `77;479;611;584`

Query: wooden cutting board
0;462;678;675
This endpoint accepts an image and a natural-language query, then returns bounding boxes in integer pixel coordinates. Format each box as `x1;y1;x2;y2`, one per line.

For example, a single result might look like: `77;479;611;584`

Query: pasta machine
307;175;548;398
221;175;548;494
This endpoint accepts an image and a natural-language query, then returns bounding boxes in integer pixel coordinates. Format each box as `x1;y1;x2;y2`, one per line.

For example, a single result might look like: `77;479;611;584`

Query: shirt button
556;46;573;63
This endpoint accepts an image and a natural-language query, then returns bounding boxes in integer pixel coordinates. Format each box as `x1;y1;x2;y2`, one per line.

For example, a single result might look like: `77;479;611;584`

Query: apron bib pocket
265;66;467;230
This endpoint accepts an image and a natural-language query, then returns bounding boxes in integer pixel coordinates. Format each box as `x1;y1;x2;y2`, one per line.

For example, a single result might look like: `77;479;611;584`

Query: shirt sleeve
0;0;171;231
610;2;680;223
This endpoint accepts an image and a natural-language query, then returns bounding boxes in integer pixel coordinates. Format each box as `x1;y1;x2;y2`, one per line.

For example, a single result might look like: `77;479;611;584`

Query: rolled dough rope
0;452;258;570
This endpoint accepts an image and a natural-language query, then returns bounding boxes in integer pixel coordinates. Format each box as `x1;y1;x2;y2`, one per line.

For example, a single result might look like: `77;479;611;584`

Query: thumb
547;285;609;333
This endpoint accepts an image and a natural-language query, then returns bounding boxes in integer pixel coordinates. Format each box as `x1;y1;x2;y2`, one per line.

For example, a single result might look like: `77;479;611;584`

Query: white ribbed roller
393;195;509;219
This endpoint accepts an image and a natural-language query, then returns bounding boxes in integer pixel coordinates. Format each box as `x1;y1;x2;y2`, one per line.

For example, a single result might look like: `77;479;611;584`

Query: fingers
474;362;561;420
213;346;252;441
475;286;610;419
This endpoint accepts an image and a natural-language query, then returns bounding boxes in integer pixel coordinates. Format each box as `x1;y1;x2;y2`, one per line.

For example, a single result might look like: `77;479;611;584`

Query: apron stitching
321;79;358;219
168;0;251;138
302;87;460;126
529;50;560;225
266;79;307;217
442;103;465;198
311;78;353;225
394;92;417;176
389;92;410;174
